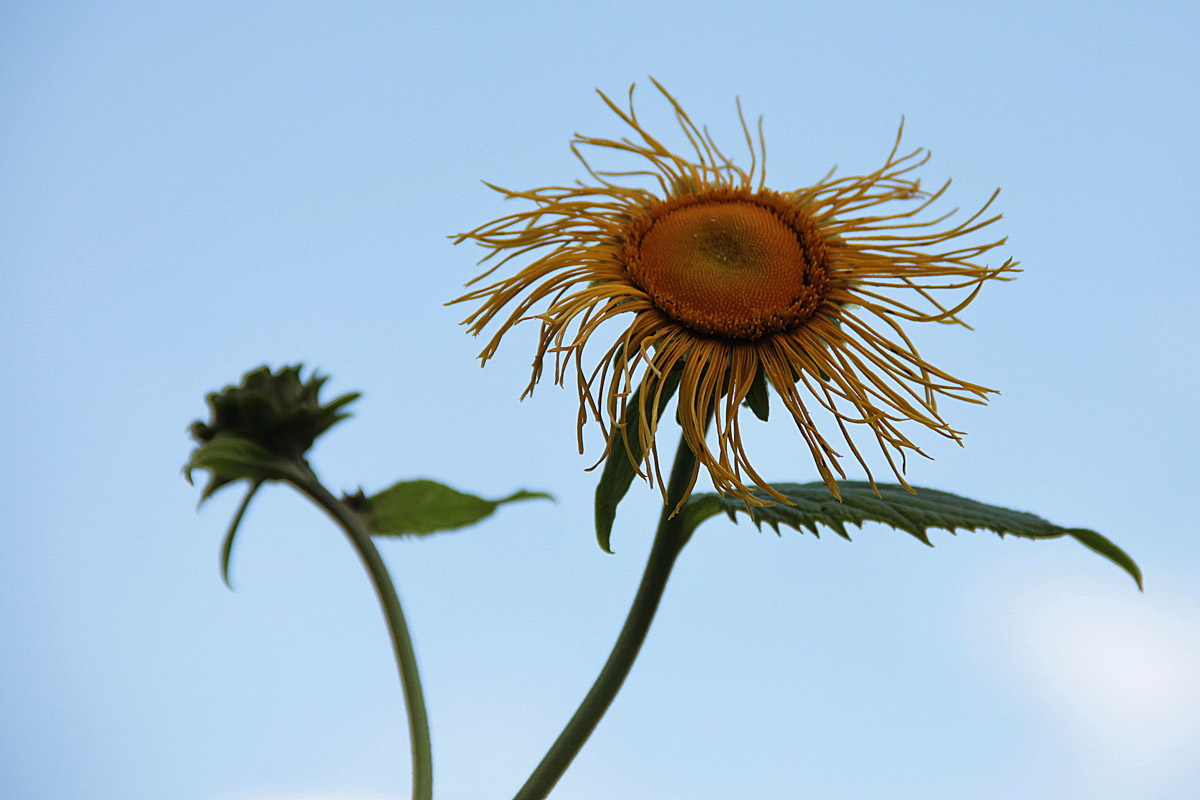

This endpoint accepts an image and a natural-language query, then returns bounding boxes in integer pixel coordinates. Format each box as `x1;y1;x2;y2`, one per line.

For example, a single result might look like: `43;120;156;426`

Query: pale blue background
3;2;1198;799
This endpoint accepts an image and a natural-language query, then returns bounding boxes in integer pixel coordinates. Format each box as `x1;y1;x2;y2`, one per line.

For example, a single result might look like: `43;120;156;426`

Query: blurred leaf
184;434;306;502
219;481;262;589
365;480;551;537
594;365;683;553
680;482;1142;590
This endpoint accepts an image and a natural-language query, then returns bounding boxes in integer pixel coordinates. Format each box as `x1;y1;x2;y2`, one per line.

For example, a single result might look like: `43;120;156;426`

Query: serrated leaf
594;366;683;553
680;482;1142;589
184;434;306;501
366;479;551;537
745;363;769;422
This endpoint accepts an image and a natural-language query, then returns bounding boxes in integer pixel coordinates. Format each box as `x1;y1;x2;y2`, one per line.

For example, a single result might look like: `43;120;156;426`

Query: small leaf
594;365;683;553
184;434;306;501
680;482;1142;589
366;479;551;537
745;363;769;422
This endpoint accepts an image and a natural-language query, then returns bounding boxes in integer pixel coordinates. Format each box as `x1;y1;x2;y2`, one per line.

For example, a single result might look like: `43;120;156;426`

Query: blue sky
3;2;1198;799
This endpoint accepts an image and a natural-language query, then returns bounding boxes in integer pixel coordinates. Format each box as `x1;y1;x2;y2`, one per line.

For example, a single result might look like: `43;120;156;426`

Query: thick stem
294;467;433;800
513;432;700;800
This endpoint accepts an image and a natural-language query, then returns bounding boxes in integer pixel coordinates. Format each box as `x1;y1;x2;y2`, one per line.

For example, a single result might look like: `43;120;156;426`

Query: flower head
190;365;358;459
454;81;1016;508
187;365;358;499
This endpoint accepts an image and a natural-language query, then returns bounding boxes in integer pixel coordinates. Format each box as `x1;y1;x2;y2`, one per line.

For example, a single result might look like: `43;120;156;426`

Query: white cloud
994;576;1200;793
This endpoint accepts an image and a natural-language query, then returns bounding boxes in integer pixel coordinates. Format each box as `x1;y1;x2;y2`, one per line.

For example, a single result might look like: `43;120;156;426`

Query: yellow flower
454;81;1017;509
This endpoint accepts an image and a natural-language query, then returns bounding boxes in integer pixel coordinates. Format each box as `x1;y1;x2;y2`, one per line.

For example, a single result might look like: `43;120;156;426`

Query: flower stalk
292;465;434;800
514;425;703;800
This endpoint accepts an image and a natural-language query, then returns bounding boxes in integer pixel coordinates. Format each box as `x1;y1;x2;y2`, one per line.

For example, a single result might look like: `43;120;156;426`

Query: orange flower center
623;189;830;340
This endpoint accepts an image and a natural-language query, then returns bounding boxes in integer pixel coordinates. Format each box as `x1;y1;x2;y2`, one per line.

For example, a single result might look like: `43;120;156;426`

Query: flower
453;81;1016;509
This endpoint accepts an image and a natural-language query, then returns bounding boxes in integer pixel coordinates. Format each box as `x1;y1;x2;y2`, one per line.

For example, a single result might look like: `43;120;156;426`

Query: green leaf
365;479;551;537
680;482;1142;590
594;365;683;553
745;363;769;422
184;434;307;501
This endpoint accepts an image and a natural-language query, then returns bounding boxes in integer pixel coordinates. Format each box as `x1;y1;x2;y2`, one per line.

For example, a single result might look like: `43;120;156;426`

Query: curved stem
513;432;700;800
293;466;433;800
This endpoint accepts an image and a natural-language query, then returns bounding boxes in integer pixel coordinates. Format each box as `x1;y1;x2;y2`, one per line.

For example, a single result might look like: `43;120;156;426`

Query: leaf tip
596;528;616;554
1065;528;1143;591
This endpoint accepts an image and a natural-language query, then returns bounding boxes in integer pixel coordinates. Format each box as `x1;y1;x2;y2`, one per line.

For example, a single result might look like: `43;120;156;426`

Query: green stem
293;465;433;800
513;432;700;800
